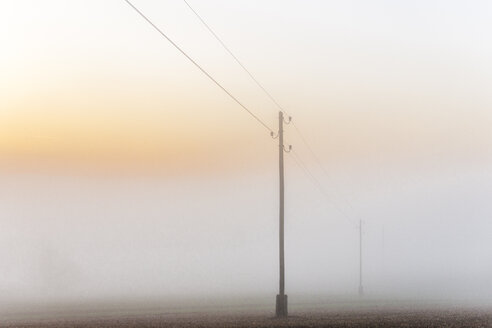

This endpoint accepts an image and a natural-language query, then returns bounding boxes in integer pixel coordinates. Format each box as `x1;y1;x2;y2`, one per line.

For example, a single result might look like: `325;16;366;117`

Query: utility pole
382;225;385;276
274;111;290;317
359;219;364;296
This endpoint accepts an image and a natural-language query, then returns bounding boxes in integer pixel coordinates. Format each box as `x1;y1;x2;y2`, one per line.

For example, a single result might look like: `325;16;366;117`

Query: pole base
358;285;364;296
275;294;288;317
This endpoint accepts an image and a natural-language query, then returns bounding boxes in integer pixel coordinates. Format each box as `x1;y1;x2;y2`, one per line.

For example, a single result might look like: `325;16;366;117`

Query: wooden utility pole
275;111;288;317
359;219;364;296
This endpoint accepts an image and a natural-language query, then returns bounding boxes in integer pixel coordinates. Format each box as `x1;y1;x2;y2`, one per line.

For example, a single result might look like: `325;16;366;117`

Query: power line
182;1;360;213
292;121;359;213
182;0;288;118
123;0;274;133
291;149;326;197
290;149;357;227
126;0;359;227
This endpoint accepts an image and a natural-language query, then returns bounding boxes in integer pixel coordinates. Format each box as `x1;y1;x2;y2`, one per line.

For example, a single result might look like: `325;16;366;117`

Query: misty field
2;298;492;327
2;310;492;328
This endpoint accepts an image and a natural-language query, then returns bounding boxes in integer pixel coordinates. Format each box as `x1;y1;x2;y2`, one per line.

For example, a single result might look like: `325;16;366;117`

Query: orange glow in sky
2;0;492;174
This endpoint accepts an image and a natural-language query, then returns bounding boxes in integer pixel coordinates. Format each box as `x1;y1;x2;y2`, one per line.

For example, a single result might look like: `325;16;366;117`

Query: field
2;297;491;327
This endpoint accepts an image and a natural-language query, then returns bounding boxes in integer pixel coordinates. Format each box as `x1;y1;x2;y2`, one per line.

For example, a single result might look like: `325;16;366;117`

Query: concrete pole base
275;294;288;317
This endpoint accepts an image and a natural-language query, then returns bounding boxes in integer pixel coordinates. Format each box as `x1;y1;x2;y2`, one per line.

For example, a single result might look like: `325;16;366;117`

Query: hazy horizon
1;0;492;309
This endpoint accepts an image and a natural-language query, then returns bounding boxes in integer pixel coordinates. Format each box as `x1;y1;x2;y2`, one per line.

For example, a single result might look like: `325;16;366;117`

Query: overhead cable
124;0;274;133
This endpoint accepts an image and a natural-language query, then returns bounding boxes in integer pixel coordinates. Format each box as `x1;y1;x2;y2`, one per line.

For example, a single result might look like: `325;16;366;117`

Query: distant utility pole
359;219;364;296
273;111;291;317
382;225;385;275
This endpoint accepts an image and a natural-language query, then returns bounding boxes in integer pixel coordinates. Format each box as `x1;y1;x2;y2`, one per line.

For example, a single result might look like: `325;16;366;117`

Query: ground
2;298;492;327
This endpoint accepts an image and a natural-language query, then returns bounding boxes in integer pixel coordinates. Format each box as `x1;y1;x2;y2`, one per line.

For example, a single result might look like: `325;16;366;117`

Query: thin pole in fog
382;226;385;275
272;111;291;317
359;219;364;296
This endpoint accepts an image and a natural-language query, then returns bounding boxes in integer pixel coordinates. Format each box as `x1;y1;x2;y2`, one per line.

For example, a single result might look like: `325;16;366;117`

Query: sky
1;0;492;305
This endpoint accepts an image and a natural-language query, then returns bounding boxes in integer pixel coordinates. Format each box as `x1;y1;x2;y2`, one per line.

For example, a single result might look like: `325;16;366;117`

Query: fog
2;156;492;307
2;1;492;322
